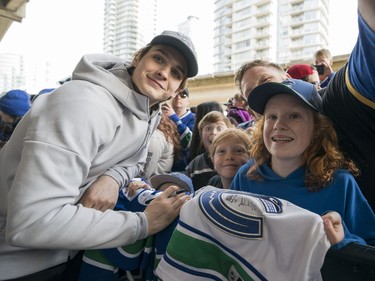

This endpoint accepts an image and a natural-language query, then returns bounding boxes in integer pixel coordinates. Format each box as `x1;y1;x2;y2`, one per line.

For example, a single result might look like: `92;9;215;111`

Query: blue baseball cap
0;89;31;116
247;78;322;115
150;172;194;195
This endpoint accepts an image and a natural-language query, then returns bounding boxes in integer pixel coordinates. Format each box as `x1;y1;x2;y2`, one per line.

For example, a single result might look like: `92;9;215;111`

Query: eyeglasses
178;92;188;99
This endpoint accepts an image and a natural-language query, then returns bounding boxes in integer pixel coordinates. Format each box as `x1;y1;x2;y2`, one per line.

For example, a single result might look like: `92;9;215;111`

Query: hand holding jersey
127;178;154;197
78;173;194;281
322;211;345;246
156;187;332;281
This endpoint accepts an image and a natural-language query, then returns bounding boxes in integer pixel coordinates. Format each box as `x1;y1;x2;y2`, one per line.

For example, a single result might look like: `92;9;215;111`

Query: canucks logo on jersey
198;189;283;239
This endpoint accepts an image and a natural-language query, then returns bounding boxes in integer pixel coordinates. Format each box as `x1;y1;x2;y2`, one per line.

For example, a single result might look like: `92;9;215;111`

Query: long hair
158;112;181;159
246;113;359;191
189;101;224;161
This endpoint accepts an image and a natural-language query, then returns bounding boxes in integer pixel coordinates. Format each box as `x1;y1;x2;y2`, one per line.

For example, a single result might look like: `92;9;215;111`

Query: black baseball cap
248;78;322;115
150;30;198;78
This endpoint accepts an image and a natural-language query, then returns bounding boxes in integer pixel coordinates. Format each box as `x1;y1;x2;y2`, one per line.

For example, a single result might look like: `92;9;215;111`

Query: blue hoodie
230;159;375;248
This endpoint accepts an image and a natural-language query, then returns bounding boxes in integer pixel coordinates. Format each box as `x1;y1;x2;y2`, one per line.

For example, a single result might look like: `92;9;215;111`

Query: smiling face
131;45;187;106
212;136;250;184
263;94;314;170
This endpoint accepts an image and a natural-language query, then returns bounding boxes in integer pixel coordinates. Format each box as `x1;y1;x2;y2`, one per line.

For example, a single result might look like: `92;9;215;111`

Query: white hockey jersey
156;186;330;281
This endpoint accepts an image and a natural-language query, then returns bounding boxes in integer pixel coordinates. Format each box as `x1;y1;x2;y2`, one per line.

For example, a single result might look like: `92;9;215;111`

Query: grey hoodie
0;54;161;279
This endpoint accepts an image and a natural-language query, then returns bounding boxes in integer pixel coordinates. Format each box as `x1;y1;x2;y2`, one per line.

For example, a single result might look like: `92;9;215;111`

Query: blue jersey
78;184;184;281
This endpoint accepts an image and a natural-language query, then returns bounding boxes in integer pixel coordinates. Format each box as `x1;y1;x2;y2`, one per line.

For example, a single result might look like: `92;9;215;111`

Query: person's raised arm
346;0;375;103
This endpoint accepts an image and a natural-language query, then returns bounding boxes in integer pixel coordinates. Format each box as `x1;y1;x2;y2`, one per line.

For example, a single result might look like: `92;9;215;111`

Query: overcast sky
0;0;358;89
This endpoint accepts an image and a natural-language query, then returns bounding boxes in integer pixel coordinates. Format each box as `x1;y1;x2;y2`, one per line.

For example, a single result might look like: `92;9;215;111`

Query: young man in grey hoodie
0;30;198;281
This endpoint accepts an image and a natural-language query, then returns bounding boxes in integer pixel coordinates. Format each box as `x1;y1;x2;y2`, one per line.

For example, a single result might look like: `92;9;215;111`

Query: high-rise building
0;53;25;93
103;0;157;62
0;53;60;94
213;0;329;73
178;16;214;75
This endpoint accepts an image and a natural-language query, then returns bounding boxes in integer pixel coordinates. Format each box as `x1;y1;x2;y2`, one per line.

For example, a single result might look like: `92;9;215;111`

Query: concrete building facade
213;0;329;72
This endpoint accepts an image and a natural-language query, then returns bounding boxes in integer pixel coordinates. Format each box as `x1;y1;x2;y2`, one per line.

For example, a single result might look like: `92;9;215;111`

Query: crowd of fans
0;1;374;280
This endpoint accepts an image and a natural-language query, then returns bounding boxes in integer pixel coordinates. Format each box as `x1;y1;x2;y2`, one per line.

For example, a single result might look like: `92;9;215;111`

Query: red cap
286;64;313;79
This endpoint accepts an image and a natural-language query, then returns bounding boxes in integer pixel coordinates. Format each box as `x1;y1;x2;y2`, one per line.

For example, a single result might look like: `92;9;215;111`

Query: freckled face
212;137;250;181
263;94;314;167
131;45;187;106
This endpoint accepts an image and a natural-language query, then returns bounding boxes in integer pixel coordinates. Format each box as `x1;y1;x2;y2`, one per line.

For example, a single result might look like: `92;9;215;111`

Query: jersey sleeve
347;11;375;104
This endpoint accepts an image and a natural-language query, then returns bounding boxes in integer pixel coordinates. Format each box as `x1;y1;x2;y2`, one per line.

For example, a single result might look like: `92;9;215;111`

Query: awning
0;0;28;42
